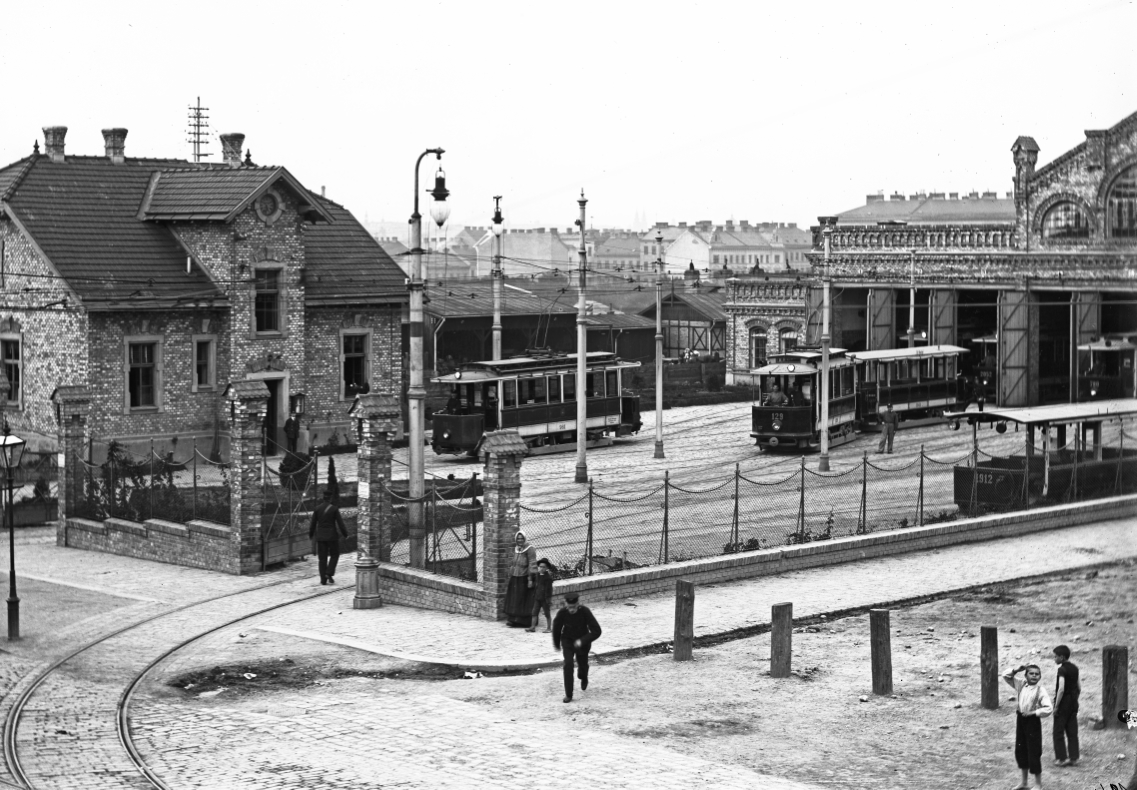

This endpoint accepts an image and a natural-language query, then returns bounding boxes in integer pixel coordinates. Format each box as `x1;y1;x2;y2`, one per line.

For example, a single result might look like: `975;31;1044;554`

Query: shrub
706;373;722;392
325;456;340;505
278;451;311;493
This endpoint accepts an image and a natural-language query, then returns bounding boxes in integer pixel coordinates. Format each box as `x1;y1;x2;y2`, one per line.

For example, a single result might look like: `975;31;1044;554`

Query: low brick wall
552;494;1137;604
59;517;237;574
373;562;485;617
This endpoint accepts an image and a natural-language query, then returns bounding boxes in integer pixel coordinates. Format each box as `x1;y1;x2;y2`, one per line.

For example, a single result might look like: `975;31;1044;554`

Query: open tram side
750;347;859;452
848;345;972;431
430;350;643;457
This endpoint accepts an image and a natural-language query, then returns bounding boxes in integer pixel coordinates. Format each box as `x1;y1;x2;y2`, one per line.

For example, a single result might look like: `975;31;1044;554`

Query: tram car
969;334;999;405
430;350;642;457
848;345;971;430
1077;337;1136;401
750;348;859;451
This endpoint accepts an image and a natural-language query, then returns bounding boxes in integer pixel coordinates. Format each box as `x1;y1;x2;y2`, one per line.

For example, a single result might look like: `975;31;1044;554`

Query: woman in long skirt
504;531;537;626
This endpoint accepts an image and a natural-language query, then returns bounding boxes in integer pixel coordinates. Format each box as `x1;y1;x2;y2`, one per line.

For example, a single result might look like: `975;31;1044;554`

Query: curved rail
1;576;335;789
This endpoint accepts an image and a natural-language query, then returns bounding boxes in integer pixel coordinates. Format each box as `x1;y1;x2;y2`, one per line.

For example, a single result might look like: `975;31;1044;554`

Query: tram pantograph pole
574;191;589;484
818;216;837;473
654;231;665;459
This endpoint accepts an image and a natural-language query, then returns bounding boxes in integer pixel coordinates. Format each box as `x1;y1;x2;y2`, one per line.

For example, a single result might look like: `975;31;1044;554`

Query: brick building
0;126;406;455
725;109;1137;405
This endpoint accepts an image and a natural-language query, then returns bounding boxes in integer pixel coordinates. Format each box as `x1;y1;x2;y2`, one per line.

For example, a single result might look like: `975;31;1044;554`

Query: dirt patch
167;658;470;697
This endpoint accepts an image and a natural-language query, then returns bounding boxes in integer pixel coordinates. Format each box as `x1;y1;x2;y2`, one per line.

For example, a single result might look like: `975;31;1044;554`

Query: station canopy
944;398;1137;427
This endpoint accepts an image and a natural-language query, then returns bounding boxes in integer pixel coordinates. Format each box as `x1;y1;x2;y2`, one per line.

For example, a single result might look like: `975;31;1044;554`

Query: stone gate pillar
52;386;92;544
479;430;528;621
349;393;400;562
224;381;269;575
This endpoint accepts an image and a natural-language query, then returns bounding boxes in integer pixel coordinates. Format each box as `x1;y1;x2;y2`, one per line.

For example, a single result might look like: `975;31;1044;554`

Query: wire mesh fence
385;472;483;581
72;439;231;526
521;430;1137;578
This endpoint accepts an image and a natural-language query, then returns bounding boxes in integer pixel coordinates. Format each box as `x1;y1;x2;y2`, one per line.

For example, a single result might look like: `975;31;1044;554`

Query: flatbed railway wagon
750;348;859;452
848;345;971;431
430;351;643;457
1077;338;1136;402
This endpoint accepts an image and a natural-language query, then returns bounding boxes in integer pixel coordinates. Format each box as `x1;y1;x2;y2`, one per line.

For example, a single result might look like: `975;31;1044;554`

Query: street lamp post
491;196;504;361
818;216;838;473
408;148;449;569
574;191;589;484
1;420;26;641
653;232;665;459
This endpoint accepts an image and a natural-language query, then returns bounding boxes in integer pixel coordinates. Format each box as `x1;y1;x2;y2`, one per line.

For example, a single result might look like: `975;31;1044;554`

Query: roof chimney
891;193;906;201
949;192;959;200
981;191;997;199
219;133;245;168
866;194;884;203
42;126;67;162
101;128;127;164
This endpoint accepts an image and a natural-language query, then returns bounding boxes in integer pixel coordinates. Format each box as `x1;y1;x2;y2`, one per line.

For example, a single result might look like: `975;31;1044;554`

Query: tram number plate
977;472;1006;486
910;401;927;409
556;422;569;431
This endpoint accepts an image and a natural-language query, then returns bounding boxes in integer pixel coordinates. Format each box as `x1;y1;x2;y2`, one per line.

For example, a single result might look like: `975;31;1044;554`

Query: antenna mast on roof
186;97;212;163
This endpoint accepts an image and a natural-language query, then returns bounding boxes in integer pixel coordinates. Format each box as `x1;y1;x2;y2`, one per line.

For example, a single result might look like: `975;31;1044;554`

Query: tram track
2;575;342;790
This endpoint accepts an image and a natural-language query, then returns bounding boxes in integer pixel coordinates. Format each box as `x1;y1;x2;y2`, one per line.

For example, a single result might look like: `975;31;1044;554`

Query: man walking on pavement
877;403;898;454
309;488;348;585
552;593;602;703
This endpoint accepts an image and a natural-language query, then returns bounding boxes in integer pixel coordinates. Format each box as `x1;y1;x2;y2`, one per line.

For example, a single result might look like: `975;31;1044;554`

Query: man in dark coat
876;403;899;454
552;593;602;703
309;488;348;585
283;415;300;454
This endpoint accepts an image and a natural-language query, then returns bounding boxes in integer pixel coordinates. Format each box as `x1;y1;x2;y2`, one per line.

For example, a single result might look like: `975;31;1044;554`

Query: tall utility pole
907;249;917;348
818;216;837;473
653;232;665;459
408;149;448;568
574;191;589;484
186;97;211;163
491;196;504;360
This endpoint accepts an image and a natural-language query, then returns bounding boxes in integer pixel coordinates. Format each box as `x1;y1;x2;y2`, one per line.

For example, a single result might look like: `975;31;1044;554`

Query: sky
1;0;1134;234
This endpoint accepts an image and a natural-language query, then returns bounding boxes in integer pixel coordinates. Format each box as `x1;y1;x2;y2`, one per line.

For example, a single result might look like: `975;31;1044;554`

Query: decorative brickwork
225;380;269;574
349;393;400;561
479;430;528;620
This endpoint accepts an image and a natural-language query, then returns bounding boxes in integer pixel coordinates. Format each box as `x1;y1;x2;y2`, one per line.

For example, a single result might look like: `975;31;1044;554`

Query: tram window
471;386;483;408
606;371;618;396
564;374;576;400
520;377;545;404
548;376;561;402
843;367;854;396
502;380;517;408
586;373;599;398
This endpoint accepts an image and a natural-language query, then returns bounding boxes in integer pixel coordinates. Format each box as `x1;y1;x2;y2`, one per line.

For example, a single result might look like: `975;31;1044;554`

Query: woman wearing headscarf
504;530;537;627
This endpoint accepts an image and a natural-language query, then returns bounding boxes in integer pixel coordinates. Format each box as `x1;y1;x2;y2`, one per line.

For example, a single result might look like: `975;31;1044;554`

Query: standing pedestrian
526;558;554;633
308;488;348;585
504;531;537;627
1003;663;1052;789
876;403;898;454
283;415;300;454
1051;645;1080;767
552;593;602;703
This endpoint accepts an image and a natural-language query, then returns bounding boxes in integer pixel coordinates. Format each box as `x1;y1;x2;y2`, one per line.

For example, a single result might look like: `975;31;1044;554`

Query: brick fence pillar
479;430;528;621
349;393;400;562
51;386;92;544
224;381;269;575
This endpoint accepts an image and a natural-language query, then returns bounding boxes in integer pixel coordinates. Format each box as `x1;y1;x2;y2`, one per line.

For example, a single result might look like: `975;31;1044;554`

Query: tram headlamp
772;419;782;431
454;371;462;379
1090;389;1097;397
996;421;1007;434
981;378;989;386
950;419;961;431
442;430;451;439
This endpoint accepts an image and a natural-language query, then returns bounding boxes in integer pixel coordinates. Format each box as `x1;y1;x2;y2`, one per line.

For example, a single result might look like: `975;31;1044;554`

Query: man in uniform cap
552;593;602;703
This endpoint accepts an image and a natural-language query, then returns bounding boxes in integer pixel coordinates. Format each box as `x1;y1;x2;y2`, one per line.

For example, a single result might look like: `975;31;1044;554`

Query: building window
191;336;216;392
126;339;161;410
712;254;719;265
1;337;19;407
748;329;767;368
341;332;370;398
780;328;797;354
1042;202;1091;239
254;269;282;333
1107;164;1137;238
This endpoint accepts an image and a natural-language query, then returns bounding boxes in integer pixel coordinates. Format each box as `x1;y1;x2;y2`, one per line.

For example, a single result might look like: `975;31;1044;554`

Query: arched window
748;327;767;368
1041;202;1090;239
780;328;797;354
1107;164;1137;238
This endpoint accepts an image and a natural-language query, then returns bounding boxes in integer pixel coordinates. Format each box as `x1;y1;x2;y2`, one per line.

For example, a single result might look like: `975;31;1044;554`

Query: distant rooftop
837;192;1016;226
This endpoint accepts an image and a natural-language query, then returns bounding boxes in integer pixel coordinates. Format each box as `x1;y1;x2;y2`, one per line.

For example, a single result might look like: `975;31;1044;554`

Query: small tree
278;451;311;493
325;455;340;506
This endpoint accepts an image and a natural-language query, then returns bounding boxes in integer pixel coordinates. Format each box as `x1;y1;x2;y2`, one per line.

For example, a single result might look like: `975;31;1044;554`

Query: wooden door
868;288;895;351
999;289;1032;407
930;289;956;346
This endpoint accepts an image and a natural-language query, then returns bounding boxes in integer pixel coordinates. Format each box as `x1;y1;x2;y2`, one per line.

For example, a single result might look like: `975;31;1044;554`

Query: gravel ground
142;560;1137;790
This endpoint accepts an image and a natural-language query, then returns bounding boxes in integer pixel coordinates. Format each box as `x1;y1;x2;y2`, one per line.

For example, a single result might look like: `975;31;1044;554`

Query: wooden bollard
1099;644;1129;729
869;609;893;695
673;580;694;661
980;626;999;710
771;602;792;678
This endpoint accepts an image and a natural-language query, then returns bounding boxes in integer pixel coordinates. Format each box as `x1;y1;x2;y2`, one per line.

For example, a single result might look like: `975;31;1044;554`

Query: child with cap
525;558;554;633
552;593;602;703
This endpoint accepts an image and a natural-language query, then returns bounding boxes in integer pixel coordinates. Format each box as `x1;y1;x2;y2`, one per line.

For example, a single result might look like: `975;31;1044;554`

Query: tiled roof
643;291;728;322
140;166;333;223
582;312;656;330
302;195;407;304
1;155;222;303
424;281;577;319
836;196;1015;226
596;236;640;253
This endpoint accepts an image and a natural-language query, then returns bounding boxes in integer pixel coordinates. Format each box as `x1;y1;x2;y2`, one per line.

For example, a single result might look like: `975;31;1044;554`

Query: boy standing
1003;663;1053;789
552;594;602;703
1052;645;1080;767
526;559;554;633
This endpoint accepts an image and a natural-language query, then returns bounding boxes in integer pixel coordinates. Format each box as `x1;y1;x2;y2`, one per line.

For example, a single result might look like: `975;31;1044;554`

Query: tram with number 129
431;350;643;457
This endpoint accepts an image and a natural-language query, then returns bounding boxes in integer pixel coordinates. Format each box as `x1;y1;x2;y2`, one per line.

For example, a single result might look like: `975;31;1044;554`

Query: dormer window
1107;163;1137;238
1041;202;1090;239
